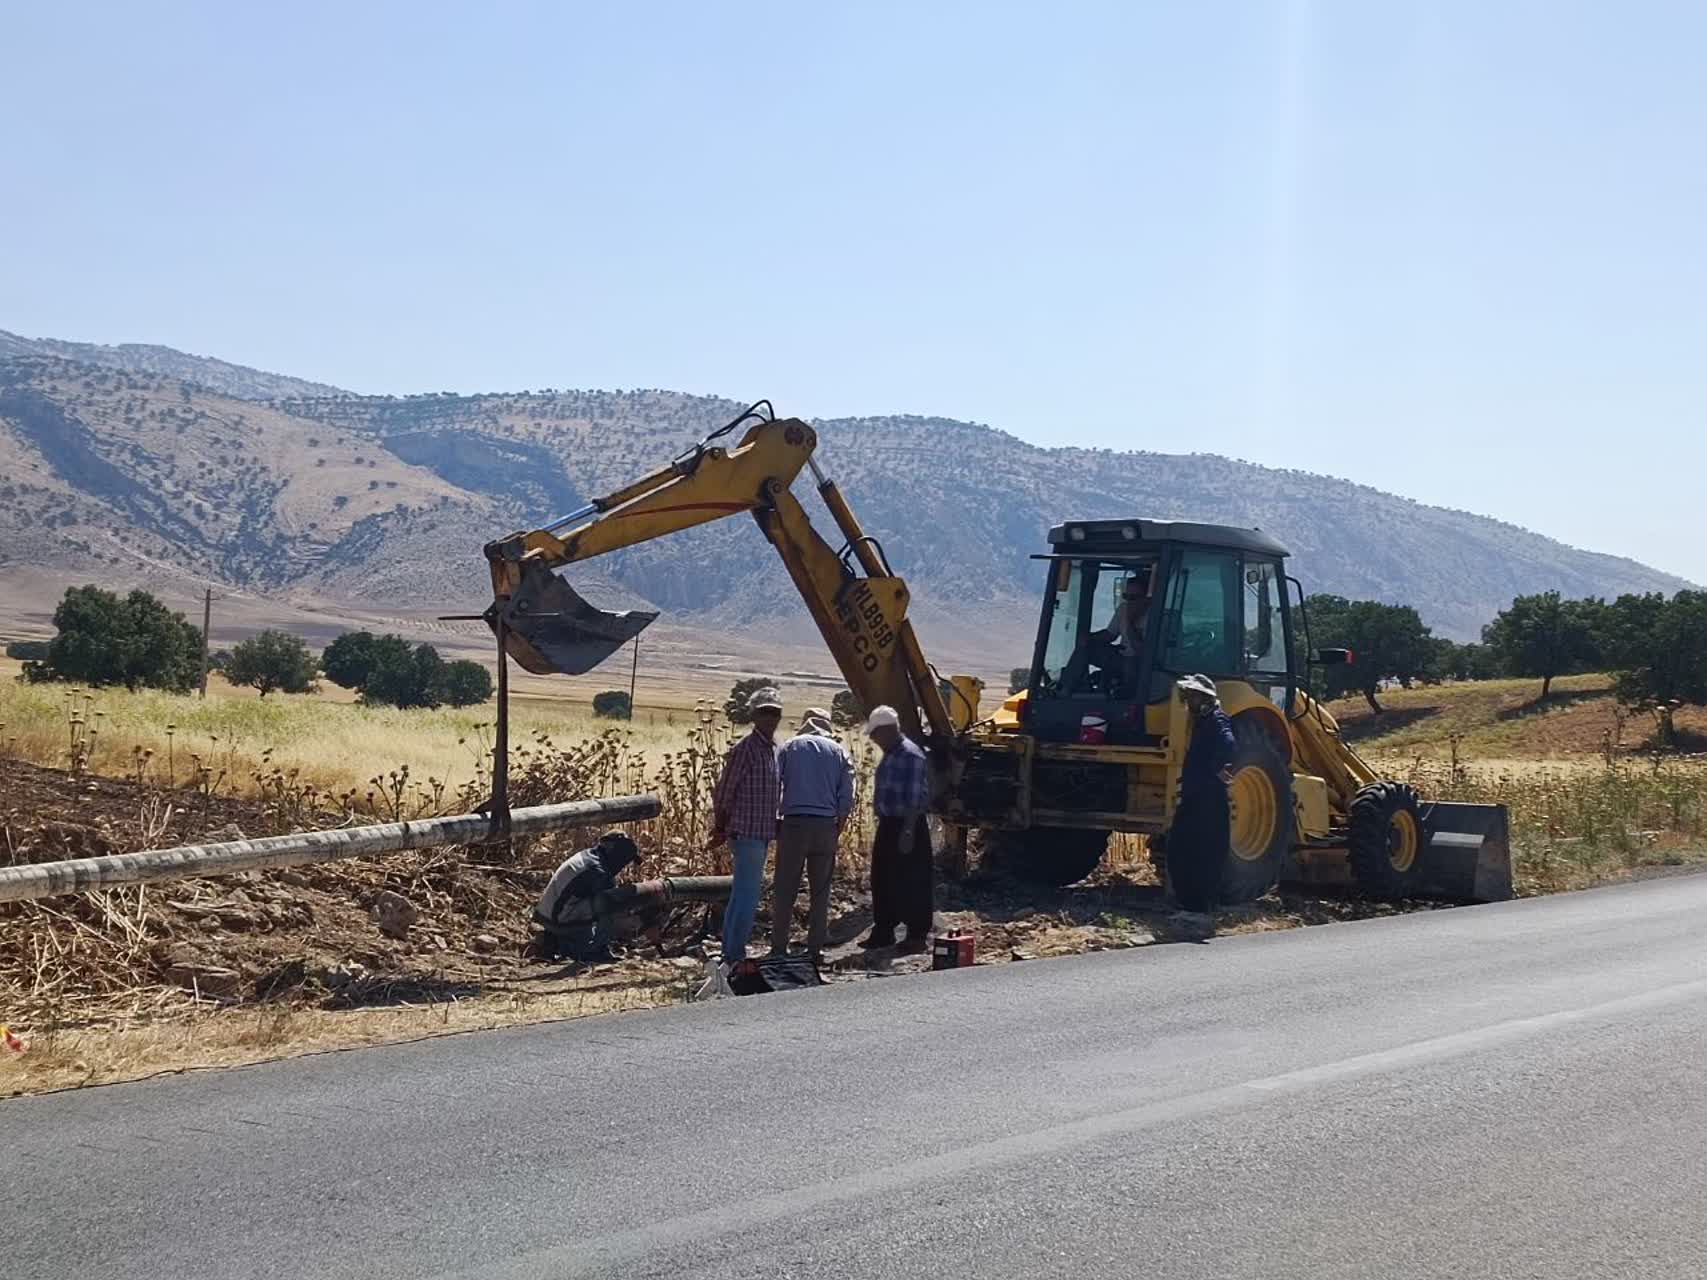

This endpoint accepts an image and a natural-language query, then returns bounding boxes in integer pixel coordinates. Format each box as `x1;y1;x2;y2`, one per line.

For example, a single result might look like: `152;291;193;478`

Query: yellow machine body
484;405;1511;904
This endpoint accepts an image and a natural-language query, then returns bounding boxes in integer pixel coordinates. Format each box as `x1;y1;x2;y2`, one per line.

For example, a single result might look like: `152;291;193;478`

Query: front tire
1348;781;1425;898
986;828;1109;886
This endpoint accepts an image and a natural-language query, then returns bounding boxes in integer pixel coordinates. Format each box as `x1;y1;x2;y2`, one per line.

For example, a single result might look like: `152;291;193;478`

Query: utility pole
199;588;212;699
627;632;640;721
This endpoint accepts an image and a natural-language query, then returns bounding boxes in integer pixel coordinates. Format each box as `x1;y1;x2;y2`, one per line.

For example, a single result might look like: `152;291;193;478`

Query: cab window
1156;549;1241;676
1243;559;1288;676
1038;559;1091;690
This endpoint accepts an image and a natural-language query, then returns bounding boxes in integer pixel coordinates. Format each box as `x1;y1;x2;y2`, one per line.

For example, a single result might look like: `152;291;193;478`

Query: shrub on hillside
4;639;49;662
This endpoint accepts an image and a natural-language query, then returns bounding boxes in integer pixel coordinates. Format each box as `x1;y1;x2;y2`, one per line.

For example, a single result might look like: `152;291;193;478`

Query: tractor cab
1021;520;1297;745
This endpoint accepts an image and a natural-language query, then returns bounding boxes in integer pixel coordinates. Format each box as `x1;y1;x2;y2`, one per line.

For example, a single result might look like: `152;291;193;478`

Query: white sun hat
864;705;901;733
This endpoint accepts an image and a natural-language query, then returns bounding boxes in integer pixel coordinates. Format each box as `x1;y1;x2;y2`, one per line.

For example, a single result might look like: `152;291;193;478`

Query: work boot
893;936;929;956
858;931;895;950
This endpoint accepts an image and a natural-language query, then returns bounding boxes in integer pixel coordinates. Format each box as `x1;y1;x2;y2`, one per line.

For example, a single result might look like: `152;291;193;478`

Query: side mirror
1313;648;1353;666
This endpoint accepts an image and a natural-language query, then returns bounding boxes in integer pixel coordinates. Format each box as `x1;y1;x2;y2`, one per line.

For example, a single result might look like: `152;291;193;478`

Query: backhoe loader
483;403;1511;904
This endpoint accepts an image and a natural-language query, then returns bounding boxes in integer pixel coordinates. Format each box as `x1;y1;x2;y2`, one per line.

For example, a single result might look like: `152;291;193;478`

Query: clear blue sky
5;2;1703;581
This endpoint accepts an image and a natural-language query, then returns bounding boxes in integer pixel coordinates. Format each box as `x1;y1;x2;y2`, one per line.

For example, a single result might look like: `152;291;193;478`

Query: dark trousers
1061;633;1136;696
772;816;837;953
871;815;934;939
1168;784;1230;912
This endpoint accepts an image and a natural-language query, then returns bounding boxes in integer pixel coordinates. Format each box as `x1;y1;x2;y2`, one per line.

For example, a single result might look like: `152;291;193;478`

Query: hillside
0;329;349;402
0;338;1691;653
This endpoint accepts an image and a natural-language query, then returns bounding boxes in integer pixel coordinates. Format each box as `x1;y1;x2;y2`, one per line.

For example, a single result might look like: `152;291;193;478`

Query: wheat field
4;657;1706;892
0;657;717;798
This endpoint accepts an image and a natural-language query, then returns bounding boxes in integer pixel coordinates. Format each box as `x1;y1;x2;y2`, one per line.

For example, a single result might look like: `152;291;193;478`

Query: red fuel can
932;931;975;970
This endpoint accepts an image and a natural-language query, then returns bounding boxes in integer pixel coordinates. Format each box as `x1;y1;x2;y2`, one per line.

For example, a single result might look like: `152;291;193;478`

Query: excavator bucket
489;561;658;676
1414;801;1513;902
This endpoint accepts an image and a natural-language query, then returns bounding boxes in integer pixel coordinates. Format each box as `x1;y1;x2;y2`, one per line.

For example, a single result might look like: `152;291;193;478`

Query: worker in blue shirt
771;707;856;961
860;704;934;953
1167;673;1236;913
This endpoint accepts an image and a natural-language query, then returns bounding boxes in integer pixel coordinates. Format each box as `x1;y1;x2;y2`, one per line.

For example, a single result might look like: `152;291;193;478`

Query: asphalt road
10;875;1707;1280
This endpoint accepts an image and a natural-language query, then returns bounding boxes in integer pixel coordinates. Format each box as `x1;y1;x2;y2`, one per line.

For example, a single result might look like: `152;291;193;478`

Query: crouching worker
531;830;642;961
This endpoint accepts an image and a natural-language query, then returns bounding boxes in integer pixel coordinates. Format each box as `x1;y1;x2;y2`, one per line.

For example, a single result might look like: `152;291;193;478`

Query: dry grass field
0;653;963;808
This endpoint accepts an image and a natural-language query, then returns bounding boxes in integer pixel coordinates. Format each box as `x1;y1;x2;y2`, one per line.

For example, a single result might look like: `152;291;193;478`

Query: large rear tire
1220;715;1294;904
1348;781;1426;898
1163;714;1294;908
986;828;1109;886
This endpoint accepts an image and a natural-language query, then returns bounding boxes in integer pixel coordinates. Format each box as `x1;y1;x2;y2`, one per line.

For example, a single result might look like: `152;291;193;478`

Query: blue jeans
721;837;769;963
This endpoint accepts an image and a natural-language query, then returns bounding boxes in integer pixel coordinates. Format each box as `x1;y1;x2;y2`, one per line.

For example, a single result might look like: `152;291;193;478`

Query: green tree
362;642;447;709
1482;592;1603;699
24;586;200;692
4;639;49;661
224;630;319;697
321;630;394;690
1438;640;1500;683
831;689;864;729
1008;666;1030;695
725;675;781;725
592;689;633;719
1602;591;1707;746
439;659;494;707
1302;595;1438;714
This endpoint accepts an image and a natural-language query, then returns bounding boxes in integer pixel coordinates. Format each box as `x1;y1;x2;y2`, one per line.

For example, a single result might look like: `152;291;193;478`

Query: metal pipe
554;875;734;925
543;502;599;533
491;613;512;834
0;794;662;903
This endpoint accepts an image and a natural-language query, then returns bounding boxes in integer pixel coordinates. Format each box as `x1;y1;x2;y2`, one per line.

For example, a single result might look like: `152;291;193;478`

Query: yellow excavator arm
483;405;956;743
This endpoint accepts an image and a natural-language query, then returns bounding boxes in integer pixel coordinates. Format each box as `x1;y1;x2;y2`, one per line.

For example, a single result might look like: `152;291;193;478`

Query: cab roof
1045;519;1290;558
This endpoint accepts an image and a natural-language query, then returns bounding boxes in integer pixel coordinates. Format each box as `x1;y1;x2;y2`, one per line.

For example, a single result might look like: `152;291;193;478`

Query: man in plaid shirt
711;686;783;964
861;704;934;953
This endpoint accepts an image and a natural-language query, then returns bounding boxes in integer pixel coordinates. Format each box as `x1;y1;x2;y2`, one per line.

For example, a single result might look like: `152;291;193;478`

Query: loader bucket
1413;802;1513;902
489;561;658;676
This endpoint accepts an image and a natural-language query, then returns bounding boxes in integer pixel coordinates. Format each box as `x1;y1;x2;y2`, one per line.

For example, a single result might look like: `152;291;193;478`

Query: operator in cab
1063;565;1154;696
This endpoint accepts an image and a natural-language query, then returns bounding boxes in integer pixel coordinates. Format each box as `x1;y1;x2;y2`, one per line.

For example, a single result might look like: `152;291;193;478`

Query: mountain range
0;327;1688;654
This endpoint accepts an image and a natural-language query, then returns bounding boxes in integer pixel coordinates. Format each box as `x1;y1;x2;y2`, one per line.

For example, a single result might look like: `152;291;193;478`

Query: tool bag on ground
727;954;825;995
